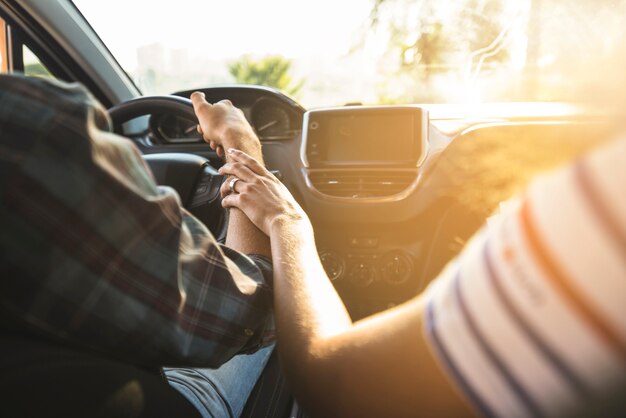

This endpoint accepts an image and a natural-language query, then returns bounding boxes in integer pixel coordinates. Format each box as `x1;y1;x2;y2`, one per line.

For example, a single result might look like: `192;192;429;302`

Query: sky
73;0;393;105
74;0;376;71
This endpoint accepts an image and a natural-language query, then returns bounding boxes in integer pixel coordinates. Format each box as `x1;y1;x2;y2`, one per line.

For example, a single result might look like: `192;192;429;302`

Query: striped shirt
424;135;626;417
0;74;274;368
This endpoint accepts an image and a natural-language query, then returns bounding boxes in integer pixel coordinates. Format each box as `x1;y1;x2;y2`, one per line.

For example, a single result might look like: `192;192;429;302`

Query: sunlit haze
74;0;626;108
75;0;373;66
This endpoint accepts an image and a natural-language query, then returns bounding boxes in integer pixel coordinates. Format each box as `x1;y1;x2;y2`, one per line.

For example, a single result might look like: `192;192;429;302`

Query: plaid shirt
0;74;274;368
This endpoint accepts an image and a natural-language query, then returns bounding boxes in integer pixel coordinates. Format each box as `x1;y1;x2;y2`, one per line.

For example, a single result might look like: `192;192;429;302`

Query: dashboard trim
301;167;424;204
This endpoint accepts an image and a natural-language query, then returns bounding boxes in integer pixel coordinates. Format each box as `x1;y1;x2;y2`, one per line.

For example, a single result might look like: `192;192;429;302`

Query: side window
23;45;53;78
0;12;109;106
0;15;55;79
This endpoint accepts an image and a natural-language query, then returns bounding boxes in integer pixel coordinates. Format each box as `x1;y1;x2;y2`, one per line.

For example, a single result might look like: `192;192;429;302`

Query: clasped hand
190;91;307;236
218;149;307;236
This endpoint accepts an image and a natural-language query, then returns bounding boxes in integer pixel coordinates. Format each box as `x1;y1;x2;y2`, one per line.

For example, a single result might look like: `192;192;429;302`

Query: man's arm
267;218;475;417
0;75;274;369
190;92;270;257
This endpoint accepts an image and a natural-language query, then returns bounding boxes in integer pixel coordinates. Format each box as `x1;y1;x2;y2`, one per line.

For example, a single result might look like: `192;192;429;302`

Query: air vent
308;170;417;198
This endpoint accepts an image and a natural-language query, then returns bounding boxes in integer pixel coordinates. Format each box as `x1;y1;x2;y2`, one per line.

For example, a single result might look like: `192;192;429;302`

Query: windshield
73;0;625;108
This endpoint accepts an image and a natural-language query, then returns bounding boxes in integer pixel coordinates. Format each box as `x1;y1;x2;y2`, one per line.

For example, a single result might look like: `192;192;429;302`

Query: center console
299;106;430;317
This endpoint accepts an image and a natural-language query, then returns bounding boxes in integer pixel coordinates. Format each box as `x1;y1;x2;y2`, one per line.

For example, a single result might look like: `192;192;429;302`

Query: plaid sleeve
0;74;274;368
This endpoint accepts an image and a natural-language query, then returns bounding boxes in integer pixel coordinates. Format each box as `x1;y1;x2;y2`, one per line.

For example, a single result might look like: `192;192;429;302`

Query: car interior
0;0;623;416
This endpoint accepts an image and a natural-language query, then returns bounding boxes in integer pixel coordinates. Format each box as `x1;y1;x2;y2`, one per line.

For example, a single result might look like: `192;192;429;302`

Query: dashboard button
319;251;344;281
348;262;375;287
348;237;379;249
380;251;412;285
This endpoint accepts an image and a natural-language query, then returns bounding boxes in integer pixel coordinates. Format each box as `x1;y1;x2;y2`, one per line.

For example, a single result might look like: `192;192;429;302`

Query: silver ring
228;177;240;194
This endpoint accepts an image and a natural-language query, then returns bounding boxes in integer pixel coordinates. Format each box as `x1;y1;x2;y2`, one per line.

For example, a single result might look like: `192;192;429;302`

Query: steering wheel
108;95;197;132
108;96;228;242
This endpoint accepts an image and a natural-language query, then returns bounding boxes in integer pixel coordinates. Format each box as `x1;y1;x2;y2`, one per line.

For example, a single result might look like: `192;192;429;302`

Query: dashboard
143;85;608;320
148;85;304;144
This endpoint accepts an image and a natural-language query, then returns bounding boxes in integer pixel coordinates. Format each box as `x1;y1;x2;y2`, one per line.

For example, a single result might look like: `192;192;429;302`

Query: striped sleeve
423;136;626;418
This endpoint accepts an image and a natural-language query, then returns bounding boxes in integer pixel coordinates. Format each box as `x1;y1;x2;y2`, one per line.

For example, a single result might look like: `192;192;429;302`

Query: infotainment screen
303;106;428;167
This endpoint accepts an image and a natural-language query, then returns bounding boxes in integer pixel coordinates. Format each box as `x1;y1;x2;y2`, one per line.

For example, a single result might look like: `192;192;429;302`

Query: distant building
137;43;166;73
168;48;189;74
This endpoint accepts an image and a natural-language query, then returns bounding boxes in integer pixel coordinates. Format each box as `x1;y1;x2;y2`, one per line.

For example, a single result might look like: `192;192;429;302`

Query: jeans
163;346;274;418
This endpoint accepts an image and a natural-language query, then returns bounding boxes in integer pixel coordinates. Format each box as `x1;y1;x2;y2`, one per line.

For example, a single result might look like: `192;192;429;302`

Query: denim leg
163;346;274;418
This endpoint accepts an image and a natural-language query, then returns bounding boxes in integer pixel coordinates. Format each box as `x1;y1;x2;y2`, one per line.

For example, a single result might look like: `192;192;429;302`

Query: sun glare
74;0;626;108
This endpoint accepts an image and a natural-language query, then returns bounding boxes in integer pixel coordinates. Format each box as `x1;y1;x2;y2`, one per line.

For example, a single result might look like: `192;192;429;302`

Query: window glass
74;0;626;107
23;45;54;78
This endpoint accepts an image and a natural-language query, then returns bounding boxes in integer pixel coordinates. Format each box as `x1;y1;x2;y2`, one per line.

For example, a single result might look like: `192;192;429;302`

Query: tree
229;55;304;97
24;62;53;79
368;0;514;102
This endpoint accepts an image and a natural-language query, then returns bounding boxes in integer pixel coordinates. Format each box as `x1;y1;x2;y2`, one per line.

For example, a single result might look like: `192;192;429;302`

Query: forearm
224;133;271;257
268;218;430;417
268;218;472;417
269;217;352;370
225;209;270;256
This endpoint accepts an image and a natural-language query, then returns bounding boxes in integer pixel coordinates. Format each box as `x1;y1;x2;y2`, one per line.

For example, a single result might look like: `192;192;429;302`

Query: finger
220;180;230;199
216;145;225;159
219;179;231;198
219;177;243;198
209;140;218;150
221;193;241;209
227;148;268;177
217;99;233;107
191;92;213;143
190;91;208;108
196;124;203;134
219;162;257;183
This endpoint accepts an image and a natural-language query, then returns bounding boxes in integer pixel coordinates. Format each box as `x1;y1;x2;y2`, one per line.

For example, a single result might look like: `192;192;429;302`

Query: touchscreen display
305;107;426;166
325;114;414;162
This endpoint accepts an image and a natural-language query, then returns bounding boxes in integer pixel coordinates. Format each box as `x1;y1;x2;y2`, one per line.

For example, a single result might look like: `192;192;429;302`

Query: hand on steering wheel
190;92;264;163
107;95;228;240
